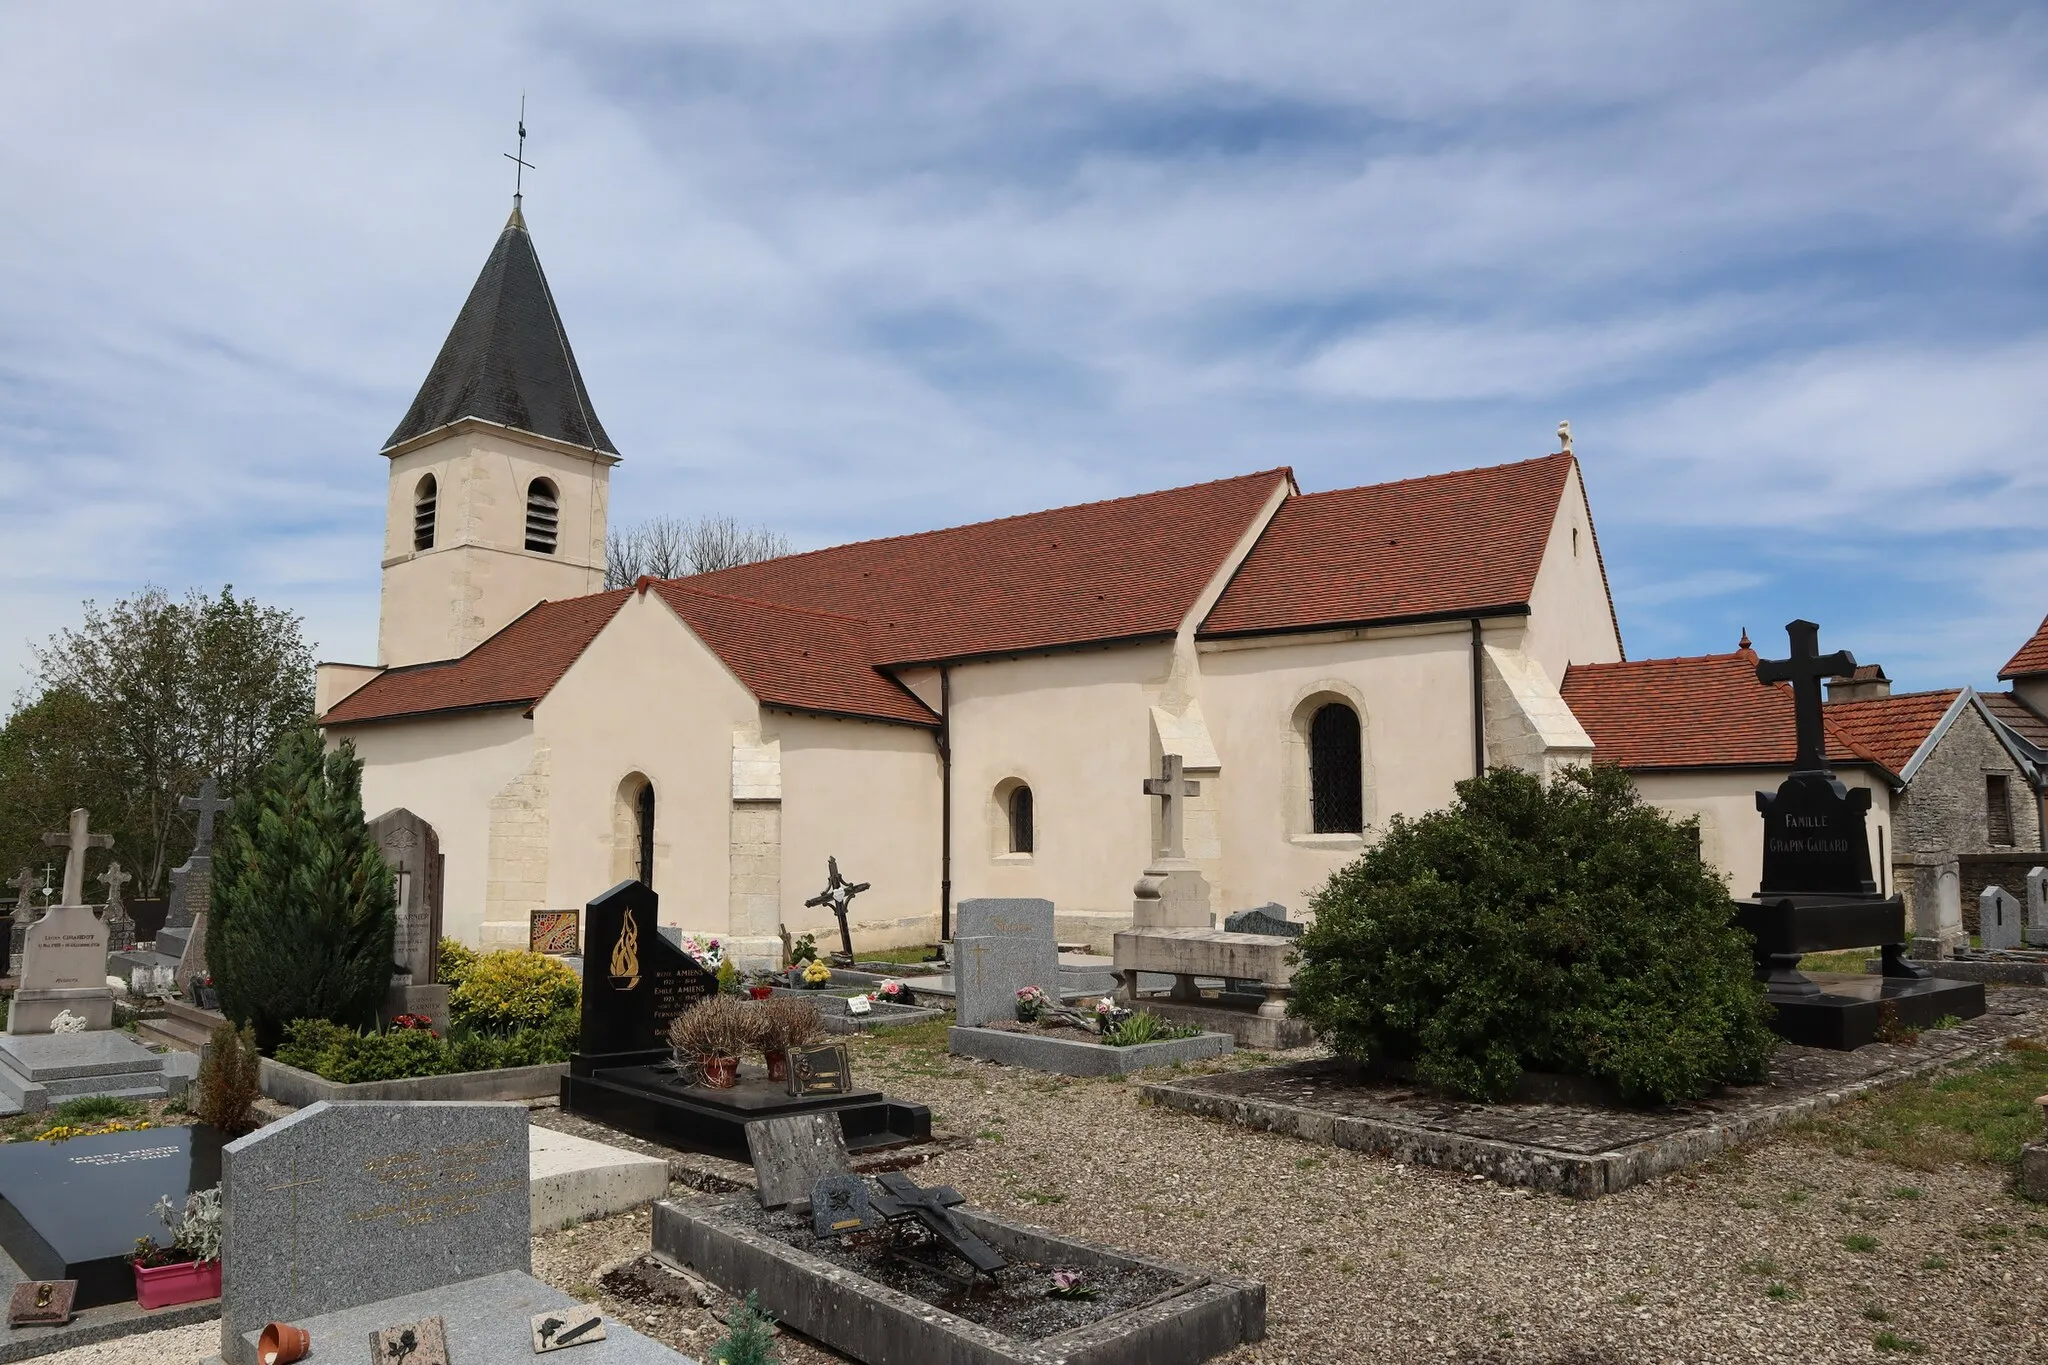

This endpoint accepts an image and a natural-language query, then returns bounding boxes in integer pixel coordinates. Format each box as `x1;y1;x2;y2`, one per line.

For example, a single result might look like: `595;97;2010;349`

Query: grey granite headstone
1981;885;2024;951
955;898;1054;942
954;941;1060;1028
6;903;112;1034
2027;867;2048;948
369;808;443;983
744;1113;849;1209
220;1101;529;1365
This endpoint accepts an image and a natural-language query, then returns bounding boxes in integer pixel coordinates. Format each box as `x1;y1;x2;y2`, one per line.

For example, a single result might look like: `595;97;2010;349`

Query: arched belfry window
636;782;656;886
1008;785;1034;855
413;474;437;551
525;478;559;554
1309;703;1363;834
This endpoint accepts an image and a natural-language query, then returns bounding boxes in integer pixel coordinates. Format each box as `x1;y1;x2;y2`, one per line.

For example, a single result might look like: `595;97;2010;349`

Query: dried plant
756;996;825;1053
667;996;765;1059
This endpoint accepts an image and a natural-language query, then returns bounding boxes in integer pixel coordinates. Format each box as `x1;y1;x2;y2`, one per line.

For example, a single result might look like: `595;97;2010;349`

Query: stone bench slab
529;1126;671;1233
1113;929;1299;983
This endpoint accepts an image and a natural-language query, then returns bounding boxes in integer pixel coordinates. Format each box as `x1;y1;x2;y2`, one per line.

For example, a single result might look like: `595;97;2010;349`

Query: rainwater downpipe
939;665;953;944
1470;618;1486;777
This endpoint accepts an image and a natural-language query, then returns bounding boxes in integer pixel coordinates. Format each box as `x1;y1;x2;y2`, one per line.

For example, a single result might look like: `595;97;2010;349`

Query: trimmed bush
449;950;580;1033
438;937;480;989
274;1012;579;1083
210;729;395;1052
1291;765;1776;1105
197;1021;262;1134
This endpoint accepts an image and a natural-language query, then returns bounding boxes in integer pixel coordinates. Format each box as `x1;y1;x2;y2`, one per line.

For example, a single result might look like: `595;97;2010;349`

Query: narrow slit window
636;782;656;885
1008;785;1034;855
525;478;559;554
1987;773;2014;847
413;474;437;551
1309;703;1363;834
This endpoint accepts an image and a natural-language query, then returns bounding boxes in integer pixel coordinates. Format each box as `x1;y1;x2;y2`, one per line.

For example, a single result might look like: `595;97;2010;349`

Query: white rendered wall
1521;461;1625;686
1628;767;1897;898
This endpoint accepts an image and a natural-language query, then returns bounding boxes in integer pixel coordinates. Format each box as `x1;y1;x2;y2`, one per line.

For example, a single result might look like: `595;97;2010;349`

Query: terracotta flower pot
699;1055;740;1089
748;985;773;1000
258;1321;311;1364
764;1048;789;1082
134;1257;221;1310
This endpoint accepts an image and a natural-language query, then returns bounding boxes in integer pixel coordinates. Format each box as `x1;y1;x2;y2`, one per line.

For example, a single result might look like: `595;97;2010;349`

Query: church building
316;204;1626;960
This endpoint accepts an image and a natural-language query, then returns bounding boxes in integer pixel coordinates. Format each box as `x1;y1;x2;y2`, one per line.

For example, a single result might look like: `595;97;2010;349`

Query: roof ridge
653;579;887;628
688;468;1295;582
1564;649;1752;674
1826;686;1964;706
1290;451;1573;504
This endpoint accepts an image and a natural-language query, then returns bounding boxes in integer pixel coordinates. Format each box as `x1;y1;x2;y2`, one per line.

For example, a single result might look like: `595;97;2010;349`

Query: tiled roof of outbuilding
1199;454;1586;638
1821;689;1966;777
1984;692;2048;751
2000;613;2048;679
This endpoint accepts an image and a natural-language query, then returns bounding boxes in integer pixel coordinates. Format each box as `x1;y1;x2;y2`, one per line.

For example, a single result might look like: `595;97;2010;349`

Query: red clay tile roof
1560;650;1887;772
1984;691;2048;750
649;582;939;727
322;590;630;725
687;470;1294;666
2000;613;2048;678
1821;689;1964;776
1199;454;1577;638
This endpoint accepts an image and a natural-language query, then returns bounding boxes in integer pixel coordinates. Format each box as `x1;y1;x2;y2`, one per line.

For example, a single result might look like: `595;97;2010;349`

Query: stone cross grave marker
180;777;229;852
40;809;112;909
952;897;1058;1028
163;779;227;933
220;1101;529;1365
803;856;870;960
744;1113;849;1209
1981;885;2024;951
2027;867;2048;949
1751;623;1878;898
7;868;35;914
1143;753;1202;862
97;861;135;953
1755;619;1854;773
7;901;112;1034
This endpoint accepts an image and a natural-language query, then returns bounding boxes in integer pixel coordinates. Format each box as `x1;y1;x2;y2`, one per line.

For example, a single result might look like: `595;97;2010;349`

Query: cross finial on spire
504;94;535;214
1557;420;1572;453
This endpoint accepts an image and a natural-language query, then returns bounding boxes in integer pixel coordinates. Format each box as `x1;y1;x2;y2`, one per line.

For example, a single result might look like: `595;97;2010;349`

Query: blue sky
3;3;2046;701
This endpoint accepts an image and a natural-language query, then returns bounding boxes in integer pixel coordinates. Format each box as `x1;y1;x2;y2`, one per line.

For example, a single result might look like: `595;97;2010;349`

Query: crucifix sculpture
97;861;132;908
180;777;230;855
1754;620;1854;772
41;809;112;907
804;857;871;960
1142;753;1202;861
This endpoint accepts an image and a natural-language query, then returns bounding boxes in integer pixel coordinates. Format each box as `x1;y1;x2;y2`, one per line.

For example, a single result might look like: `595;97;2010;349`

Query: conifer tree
210;728;395;1051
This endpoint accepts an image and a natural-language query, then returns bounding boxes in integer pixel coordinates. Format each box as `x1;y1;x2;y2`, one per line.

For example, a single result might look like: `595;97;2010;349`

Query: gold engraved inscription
348;1138;522;1227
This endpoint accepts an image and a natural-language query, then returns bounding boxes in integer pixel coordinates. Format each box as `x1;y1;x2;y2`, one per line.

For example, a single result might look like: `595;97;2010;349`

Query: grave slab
948;1025;1232;1076
528;1127;670;1233
744;1114;848;1208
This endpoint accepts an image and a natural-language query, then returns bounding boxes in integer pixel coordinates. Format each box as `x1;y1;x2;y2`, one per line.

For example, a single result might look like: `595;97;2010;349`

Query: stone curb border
0;1296;217;1364
1139;1031;2041;1198
949;1025;1233;1077
257;1057;566;1107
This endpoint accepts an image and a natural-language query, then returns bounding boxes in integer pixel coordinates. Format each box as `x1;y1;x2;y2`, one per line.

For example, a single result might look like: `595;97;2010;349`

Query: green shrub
50;1095;145;1125
710;1291;779;1365
210;729;395;1052
449;951;580;1033
1290;765;1776;1105
275;1010;579;1083
196;1021;262;1134
439;937;480;989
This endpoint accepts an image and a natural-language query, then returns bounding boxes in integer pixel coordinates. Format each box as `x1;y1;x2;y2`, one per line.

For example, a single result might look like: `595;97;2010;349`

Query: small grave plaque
787;1042;853;1097
7;1279;75;1327
531;1304;608;1352
845;994;872;1016
576;882;718;1058
368;1315;448;1365
745;1113;849;1209
811;1174;880;1237
529;909;580;956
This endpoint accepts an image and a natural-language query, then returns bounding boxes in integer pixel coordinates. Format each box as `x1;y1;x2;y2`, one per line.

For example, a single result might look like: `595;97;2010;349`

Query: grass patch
855;944;946;967
1737;1257;1780;1275
1888;1186;1923;1201
48;1095;146;1125
1794;1045;2048;1171
1765;1281;1800;1301
1873;1330;1926;1354
1797;947;1881;974
1918;1255;1949;1270
1840;1233;1879;1253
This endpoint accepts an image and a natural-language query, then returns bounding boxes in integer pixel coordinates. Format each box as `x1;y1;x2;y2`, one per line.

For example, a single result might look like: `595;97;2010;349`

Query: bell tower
376;201;619;668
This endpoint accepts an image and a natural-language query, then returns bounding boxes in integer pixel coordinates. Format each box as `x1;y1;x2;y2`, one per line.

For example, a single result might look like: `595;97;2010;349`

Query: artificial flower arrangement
799;959;834;990
681;934;724;971
868;979;916;1007
130;1187;224;1309
1093;997;1132;1034
390;1012;438;1036
1015;985;1049;1022
1046;1269;1098;1301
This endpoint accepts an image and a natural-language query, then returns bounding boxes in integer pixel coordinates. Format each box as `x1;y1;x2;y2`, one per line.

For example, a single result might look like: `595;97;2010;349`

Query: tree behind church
211;728;395;1052
1291;764;1776;1106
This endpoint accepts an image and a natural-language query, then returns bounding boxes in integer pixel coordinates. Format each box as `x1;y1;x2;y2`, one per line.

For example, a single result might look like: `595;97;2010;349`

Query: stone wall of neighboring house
1893;703;2043;863
1957;852;2048;935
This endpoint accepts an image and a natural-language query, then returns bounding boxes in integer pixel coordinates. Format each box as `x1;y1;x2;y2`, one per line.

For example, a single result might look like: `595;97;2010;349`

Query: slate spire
384;203;617;455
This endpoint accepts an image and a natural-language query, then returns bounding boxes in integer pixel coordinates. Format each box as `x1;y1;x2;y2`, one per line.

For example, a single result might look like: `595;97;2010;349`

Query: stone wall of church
483;744;552;948
1892;703;2043;856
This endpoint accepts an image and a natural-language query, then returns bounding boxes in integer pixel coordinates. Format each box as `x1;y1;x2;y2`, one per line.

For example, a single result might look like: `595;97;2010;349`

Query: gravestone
744;1113;849;1208
1980;885;2024;951
2026;867;2048;949
369;808;444;984
574;880;719;1060
96;862;135;954
1907;853;1964;959
162;778;229;932
952;897;1058;1028
219;1101;529;1365
1223;904;1301;939
7;903;111;1035
810;1173;881;1237
1134;753;1213;929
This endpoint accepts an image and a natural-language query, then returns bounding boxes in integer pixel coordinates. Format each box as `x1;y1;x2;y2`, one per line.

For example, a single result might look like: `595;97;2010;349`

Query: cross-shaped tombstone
1754;620;1855;772
1142;752;1202;861
803;856;871;960
97;860;136;948
41;808;113;907
8;868;37;912
180;777;230;855
97;861;132;909
869;1171;1007;1278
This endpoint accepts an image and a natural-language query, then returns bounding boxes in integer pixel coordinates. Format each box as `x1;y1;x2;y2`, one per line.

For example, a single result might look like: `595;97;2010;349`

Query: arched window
1008;785;1034;855
636;782;656;885
413;474;437;551
1309;703;1363;834
525;478;559;554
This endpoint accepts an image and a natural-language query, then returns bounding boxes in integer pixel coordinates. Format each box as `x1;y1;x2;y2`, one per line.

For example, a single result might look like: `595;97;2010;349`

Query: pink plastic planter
134;1257;221;1310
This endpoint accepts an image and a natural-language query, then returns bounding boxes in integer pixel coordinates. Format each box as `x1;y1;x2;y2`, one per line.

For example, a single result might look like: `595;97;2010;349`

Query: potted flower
746;971;776;1001
797;959;833;991
1015;985;1048;1023
756;996;825;1082
870;979;916;1008
1093;997;1131;1035
131;1187;222;1309
667;997;764;1089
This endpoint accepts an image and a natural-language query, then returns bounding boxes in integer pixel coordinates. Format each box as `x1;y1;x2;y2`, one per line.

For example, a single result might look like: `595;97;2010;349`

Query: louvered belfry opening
413;474;438;551
1008;785;1034;854
525;478;559;553
1309;702;1363;834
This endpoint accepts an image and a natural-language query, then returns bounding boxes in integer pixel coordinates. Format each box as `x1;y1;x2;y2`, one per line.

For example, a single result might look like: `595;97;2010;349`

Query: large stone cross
40;808;112;907
1143;753;1202;861
1755;620;1855;772
180;777;230;853
97;861;132;909
7;869;37;914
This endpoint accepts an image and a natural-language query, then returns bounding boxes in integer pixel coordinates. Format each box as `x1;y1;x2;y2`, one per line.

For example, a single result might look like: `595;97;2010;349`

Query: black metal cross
869;1171;1007;1278
504;95;535;202
1755;620;1854;772
804;856;870;960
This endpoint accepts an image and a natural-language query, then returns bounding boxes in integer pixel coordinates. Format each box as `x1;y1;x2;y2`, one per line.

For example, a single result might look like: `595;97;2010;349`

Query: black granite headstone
575;880;719;1060
1755;772;1878;897
1223;905;1302;939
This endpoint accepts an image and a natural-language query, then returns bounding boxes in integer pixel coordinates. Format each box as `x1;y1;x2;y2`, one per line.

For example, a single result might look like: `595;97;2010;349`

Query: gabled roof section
1823;689;1966;780
1984;691;2048;753
384;205;618;456
1560;649;1887;774
649;582;939;727
1199;454;1575;639
686;470;1293;667
321;590;630;725
1999;612;2048;679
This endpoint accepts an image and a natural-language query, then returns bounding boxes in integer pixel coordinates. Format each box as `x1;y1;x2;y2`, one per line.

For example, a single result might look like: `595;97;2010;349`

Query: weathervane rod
504;94;535;204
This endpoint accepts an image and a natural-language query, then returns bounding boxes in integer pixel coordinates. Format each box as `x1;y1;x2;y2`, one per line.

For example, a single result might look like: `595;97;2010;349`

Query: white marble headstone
6;902;112;1034
2026;867;2048;949
1980;884;2023;951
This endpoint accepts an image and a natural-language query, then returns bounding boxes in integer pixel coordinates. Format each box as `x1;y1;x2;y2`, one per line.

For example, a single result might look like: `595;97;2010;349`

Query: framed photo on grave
529;909;580;956
786;1042;853;1097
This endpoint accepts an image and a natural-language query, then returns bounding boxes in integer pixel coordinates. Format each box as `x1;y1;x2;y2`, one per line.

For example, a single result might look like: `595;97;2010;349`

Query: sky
3;3;2046;704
